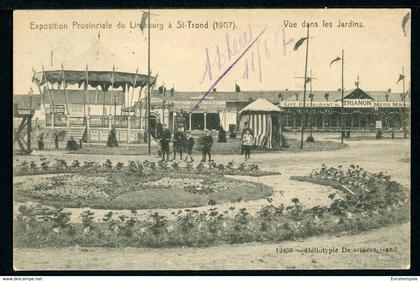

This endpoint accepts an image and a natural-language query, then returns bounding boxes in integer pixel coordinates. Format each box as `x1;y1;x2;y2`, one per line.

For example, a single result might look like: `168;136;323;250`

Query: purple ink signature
192;26;267;110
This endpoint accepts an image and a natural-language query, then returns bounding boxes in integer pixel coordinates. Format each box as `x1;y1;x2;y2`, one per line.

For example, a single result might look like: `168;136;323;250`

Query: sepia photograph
12;9;411;270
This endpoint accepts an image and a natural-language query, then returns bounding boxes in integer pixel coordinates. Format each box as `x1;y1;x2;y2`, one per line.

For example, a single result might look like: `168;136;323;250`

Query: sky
14;9;411;96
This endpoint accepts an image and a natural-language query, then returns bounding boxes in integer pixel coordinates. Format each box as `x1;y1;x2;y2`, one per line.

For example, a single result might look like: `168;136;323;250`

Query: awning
32;70;156;92
239;98;282;114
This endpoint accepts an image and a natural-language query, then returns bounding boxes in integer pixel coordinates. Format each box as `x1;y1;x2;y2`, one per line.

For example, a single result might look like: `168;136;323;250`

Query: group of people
159;124;214;162
158;121;256;162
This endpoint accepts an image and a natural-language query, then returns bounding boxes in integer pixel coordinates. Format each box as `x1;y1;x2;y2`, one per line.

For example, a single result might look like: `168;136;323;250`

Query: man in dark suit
160;124;171;161
173;127;186;160
201;130;213;162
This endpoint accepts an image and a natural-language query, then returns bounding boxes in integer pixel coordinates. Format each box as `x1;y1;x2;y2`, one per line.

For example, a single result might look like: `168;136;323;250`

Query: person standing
201;130;213;162
240;121;254;154
156;120;163;139
160;123;171;161
37;134;44;150
218;125;227;143
54;134;59;149
242;129;253;161
172;127;186;160
184;131;194;162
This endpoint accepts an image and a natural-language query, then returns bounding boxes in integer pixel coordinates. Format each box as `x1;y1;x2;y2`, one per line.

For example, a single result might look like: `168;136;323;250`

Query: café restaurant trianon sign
279;99;407;108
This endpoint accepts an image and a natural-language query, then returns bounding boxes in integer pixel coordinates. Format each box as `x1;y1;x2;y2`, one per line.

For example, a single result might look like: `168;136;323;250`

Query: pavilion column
292;114;296;129
204;112;207;130
322;114;326;129
108;114;112;131
51;112;55;129
358;113;362;128
86;115;90;143
189;113;192;130
66;114;70;128
173;112;177;132
127;115;131;143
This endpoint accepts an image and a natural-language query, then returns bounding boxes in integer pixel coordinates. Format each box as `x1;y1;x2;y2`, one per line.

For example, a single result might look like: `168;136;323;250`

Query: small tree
107;128;118;147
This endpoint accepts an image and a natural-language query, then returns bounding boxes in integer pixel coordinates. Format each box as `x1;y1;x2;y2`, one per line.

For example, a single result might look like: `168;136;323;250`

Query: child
201;130;213;162
184;131;194;162
242;129;253;161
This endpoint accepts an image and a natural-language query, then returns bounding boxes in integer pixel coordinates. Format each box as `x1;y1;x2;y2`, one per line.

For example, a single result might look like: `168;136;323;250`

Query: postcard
12;9;410;270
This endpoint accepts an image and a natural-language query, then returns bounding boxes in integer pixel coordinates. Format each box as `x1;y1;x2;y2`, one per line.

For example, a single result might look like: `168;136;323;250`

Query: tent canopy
239;98;282;114
33;36;155;91
32;70;156;92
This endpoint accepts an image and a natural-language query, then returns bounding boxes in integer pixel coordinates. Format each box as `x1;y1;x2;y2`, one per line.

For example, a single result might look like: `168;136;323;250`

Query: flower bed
14;161;274;210
14;165;409;248
13;158;280;177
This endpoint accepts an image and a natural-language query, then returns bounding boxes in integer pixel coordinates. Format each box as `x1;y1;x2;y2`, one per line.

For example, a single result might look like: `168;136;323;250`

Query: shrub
107;128;118;147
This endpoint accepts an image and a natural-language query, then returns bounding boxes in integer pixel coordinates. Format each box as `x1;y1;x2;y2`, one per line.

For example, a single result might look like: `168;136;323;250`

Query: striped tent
239;99;282;149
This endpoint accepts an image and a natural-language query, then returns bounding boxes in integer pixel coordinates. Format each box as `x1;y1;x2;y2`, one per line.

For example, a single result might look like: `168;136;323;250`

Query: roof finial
98;31;101;40
355;75;360;88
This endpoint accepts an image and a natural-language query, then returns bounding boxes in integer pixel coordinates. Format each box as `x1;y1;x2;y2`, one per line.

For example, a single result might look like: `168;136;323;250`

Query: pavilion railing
70;117;86;126
112;116;128;128
90;116;109;128
130;116;141;128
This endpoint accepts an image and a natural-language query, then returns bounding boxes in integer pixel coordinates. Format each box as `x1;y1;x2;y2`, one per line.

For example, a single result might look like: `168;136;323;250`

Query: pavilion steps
64;127;87;142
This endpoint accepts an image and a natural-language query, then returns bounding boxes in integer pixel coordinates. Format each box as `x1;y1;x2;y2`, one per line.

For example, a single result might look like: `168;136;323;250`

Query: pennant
396;74;405;84
140;11;149;32
235;83;241;92
402;12;410;37
293;37;307;51
158;85;166;94
329;56;341;67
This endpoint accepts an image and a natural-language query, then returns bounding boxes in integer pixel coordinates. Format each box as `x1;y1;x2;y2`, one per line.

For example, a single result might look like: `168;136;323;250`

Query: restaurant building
150;86;409;133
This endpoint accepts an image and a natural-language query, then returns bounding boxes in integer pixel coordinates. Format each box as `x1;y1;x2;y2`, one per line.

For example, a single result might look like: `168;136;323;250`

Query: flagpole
300;26;309;150
402;67;407;139
147;8;151;155
309;69;313;138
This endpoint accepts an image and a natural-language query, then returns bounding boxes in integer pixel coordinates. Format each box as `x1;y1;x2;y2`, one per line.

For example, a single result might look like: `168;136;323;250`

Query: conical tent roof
239;98;281;113
33;37;155;91
62;37;130;71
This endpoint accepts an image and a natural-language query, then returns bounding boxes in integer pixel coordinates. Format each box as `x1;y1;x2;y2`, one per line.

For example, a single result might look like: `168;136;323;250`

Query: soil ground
14;223;409;270
13;137;410;270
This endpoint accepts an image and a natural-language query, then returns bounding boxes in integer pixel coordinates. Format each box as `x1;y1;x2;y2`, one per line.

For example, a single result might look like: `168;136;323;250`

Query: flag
305;77;311;84
170;87;175;97
235;83;241;92
396;74;405;84
329;56;341;67
140;11;149;32
158;85;166;94
293;37;307;51
402;12;410;36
